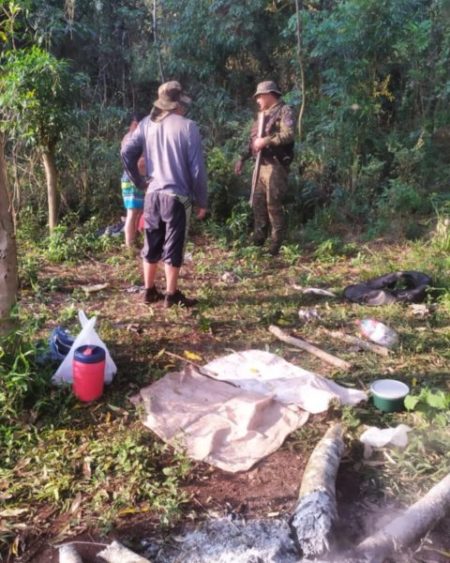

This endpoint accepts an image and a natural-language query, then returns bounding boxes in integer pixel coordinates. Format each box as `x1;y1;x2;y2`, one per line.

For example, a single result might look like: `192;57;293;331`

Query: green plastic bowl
370;379;410;413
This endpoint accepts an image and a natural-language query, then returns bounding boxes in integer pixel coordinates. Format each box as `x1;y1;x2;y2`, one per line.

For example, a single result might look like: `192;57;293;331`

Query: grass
1;216;449;559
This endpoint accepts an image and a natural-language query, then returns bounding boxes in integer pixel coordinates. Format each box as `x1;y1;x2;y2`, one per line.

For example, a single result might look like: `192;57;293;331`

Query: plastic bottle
357;318;399;348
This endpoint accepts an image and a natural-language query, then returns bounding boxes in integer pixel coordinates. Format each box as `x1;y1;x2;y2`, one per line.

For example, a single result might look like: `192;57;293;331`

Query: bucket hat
253;80;282;98
153;81;192;111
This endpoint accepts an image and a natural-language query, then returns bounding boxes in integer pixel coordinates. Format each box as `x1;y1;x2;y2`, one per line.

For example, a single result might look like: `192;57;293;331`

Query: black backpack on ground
343;271;432;306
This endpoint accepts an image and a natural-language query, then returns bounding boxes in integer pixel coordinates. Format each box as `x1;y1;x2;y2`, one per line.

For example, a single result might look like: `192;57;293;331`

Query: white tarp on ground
133;350;367;473
205;350;367;414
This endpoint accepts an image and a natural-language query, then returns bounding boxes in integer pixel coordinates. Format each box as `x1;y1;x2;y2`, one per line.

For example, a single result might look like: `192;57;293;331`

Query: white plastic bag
98;540;149;562
52;310;117;385
360;424;412;458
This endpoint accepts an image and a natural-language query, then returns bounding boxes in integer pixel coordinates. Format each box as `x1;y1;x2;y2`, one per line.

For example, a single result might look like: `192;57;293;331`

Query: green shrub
0;328;51;425
381;180;423;214
43;218;119;263
206;147;242;222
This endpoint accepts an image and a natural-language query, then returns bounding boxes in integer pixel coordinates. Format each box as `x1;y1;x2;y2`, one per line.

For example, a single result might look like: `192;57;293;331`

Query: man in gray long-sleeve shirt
121;81;208;308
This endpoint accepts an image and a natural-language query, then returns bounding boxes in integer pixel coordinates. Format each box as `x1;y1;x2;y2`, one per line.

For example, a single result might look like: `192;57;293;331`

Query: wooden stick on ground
324;329;390;357
269;325;352;371
352;472;450;563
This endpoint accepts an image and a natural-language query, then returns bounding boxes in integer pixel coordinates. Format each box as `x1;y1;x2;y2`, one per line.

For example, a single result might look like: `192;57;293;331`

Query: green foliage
43;218;118;263
0;326;51;425
206;146;241;222
0;46;87;149
57;105;127;220
386;427;450;499
405;387;450;425
383;181;423;213
224;198;252;246
1;0;449;242
429;201;450;252
313;238;342;262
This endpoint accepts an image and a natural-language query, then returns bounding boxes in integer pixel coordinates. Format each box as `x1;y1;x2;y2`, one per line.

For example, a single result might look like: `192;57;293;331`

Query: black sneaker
252;236;265;247
164;290;198;308
144;286;164;304
268;241;281;256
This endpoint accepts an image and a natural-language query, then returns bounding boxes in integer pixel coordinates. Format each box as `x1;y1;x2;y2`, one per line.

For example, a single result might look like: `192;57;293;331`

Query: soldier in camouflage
235;80;295;255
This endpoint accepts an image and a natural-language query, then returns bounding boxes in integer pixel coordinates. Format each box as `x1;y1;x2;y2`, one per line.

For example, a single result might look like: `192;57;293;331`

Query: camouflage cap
253;80;282;98
153;81;192;111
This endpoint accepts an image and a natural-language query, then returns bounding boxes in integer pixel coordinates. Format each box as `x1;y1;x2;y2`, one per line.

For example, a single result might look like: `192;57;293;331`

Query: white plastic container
358;318;399;348
370;379;410;412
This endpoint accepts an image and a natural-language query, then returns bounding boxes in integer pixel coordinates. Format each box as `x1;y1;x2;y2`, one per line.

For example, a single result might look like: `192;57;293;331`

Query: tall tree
0;46;85;231
0;135;18;330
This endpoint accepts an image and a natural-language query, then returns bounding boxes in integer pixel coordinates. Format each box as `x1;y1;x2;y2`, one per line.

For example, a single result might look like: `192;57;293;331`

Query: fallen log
290;423;345;557
269;325;352;370
98;540;150;562
325;329;389;357
351;472;450;563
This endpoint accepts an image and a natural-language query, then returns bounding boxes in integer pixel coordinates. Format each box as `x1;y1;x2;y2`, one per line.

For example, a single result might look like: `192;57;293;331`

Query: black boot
268;240;282;256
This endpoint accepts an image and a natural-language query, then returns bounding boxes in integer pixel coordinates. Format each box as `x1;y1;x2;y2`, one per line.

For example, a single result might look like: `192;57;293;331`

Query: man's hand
253;137;269;152
196;208;207;220
234;158;243;175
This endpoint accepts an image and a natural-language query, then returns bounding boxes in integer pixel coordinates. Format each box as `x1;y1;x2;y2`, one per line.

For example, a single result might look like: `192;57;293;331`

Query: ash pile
151;518;299;563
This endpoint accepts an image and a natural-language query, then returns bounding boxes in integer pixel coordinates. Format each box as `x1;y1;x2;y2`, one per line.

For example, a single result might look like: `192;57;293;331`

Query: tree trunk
294;0;306;141
0;135;18;330
42;148;59;232
153;0;165;83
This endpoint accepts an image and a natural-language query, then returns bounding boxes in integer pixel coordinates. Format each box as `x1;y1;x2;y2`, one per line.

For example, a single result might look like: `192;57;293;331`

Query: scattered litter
324;328;389;357
126;323;143;334
292;285;337;297
124;285;144;294
98;540;149;562
357;318;399;348
0;508;28;517
52;310;117;385
184;252;193;263
96;220;125;238
409;303;432;318
344;271;432;306
221;271;240;284
360;424;412;458
298;307;322;323
81;282;109;294
58;544;83;563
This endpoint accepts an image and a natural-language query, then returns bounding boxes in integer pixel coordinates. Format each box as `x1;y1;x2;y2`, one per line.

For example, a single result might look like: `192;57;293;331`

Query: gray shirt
121;113;208;209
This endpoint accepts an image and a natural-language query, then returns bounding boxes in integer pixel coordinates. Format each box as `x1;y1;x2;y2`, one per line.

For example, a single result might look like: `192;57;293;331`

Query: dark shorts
142;190;188;268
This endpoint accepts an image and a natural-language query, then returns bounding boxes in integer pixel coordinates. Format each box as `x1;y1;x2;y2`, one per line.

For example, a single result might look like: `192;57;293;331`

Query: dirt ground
23;445;308;562
11;234;450;562
19;427;450;563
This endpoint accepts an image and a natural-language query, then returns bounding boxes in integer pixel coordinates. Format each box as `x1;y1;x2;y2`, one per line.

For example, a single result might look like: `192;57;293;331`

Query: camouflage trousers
252;162;288;246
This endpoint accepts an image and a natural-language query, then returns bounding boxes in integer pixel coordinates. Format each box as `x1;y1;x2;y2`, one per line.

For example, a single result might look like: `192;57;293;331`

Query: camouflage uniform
241;100;295;254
